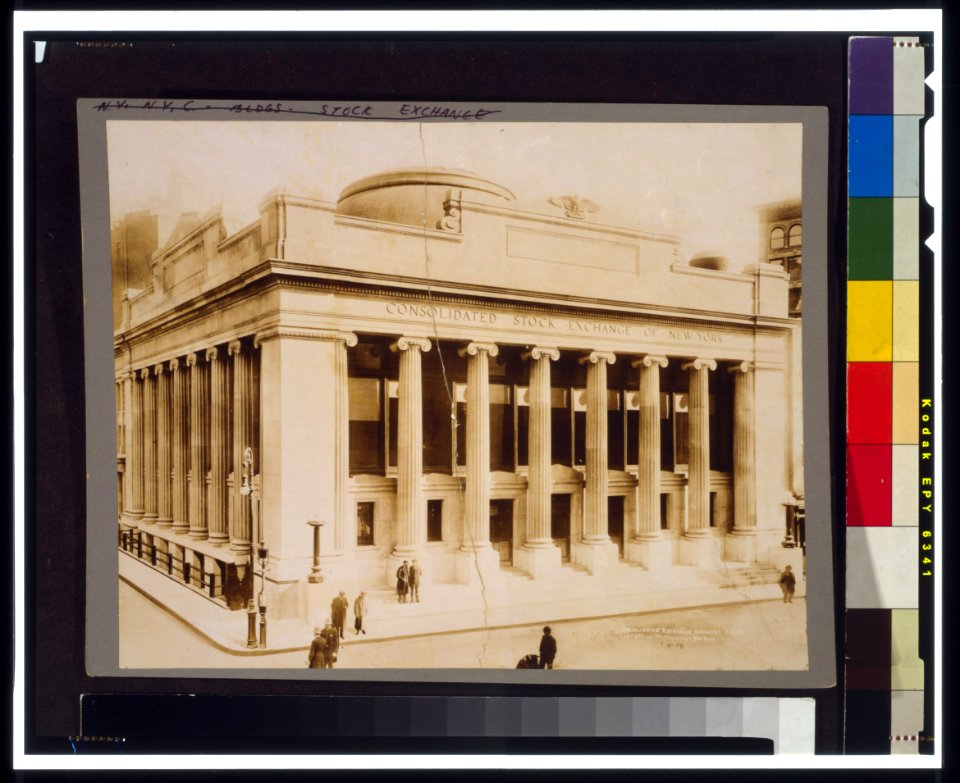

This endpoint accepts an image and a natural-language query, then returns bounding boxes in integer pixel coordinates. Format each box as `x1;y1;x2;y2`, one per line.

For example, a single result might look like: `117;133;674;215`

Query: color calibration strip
79;695;815;755
845;36;927;754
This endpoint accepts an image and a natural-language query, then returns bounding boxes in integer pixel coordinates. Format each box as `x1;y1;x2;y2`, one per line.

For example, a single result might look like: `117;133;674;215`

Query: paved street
121;581;807;671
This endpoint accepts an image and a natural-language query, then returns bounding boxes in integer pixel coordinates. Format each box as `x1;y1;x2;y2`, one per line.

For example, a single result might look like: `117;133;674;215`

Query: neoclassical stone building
115;168;803;623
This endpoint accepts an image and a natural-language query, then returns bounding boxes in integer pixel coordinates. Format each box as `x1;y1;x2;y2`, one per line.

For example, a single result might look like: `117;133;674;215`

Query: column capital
185;352;200;367
227;339;243;356
139;367;151;380
153;363;165;376
390;336;431;354
205;346;220;362
168;357;180;372
458;341;499;358
631;354;669;369
521;346;560;362
253;326;359;349
727;361;753;374
680;358;718;372
578;351;616;366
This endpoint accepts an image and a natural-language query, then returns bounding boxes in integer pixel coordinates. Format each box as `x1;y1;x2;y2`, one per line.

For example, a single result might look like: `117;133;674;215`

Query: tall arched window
788;223;802;246
770;226;786;250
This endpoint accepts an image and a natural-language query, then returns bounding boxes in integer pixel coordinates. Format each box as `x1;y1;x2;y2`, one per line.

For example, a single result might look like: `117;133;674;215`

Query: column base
624;536;674;570
678;533;722;566
513;542;562;580
573;539;620;575
723;529;758;563
454;547;501;586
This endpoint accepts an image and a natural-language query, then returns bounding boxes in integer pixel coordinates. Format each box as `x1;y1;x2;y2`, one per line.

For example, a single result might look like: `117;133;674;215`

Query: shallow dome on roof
336;167;514;230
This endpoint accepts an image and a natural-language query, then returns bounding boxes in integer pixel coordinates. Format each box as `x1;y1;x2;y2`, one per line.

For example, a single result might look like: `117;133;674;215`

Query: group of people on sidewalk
307;590;370;669
395;559;422;603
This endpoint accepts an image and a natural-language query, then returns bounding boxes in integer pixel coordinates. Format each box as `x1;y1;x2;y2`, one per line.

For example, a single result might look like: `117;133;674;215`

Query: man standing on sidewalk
353;591;368;635
408;559;422;602
320;618;340;668
539;626;557;669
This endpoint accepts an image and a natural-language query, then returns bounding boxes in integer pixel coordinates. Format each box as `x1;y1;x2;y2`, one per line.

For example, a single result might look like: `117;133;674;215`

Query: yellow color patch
847;281;892;361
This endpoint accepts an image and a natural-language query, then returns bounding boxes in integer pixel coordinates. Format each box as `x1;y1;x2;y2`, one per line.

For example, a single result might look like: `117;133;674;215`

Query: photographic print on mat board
81;100;834;686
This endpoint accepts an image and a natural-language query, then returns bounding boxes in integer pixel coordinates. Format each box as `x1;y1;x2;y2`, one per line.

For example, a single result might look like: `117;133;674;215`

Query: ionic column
458;342;498;549
523;346;560;545
390;336;431;553
187;352;208;540
154;363;173;527
632;355;669;539
141;367;158;524
129;368;145;523
331;334;355;554
228;340;252;553
207;346;230;545
579;351;616;542
170;357;189;534
730;362;757;531
681;358;717;536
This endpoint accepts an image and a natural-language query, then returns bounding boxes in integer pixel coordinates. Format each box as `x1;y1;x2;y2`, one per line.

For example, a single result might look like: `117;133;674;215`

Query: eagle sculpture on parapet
549;195;600;220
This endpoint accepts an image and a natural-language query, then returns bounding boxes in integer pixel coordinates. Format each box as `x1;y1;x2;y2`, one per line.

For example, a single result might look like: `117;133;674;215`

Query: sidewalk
119;551;805;657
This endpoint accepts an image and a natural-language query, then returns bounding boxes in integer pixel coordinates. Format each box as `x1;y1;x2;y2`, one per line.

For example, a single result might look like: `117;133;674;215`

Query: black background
18;25;940;765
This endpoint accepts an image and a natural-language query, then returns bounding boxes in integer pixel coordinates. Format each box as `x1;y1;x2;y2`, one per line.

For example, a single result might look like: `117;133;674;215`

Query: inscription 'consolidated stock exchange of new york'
384;301;726;344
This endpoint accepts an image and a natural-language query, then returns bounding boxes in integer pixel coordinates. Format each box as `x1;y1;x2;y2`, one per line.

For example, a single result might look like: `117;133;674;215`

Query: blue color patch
849;115;893;197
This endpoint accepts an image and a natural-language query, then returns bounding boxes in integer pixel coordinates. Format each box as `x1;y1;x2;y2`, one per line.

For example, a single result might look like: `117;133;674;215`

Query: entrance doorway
489;499;514;565
551;494;571;562
608;495;625;558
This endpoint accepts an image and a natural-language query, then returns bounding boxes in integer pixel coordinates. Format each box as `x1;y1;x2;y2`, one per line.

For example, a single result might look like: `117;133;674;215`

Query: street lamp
307;519;324;583
240;446;268;648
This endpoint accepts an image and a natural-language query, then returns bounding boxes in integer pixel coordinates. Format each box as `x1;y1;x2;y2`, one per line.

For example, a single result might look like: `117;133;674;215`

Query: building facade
115;168;803;624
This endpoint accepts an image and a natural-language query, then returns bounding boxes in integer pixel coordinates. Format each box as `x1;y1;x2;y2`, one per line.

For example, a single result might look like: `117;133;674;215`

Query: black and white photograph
108;111;810;671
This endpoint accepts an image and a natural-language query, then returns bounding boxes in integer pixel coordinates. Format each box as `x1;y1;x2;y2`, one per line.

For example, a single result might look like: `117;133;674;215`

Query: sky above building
106;119;802;268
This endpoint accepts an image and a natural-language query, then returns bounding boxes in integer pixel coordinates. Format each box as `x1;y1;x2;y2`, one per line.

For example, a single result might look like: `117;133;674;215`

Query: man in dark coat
396;561;410;603
408;559;422;602
307;626;327;669
331;591;349;638
779;565;797;603
539;626;557;669
320;618;340;668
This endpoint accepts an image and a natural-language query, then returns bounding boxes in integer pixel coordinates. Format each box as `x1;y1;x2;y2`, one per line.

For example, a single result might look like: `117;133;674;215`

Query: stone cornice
253;327;359;349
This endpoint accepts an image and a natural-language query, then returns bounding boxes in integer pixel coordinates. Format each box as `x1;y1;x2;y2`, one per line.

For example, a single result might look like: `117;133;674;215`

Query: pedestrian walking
307;626;327;669
353;591;367;635
408;559;422;602
396;560;410;602
331;590;349;638
779;565;796;603
539;626;557;669
320;618;340;668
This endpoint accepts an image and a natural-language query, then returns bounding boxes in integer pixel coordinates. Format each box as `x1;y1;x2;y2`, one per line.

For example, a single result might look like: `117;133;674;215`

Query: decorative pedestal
454;547;501;586
723;529;759;563
678;533;721;566
625;536;674;570
574;540;620;575
513;543;562;580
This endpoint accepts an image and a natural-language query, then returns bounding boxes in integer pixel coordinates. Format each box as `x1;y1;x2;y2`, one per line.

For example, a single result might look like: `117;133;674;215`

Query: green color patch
848;198;893;280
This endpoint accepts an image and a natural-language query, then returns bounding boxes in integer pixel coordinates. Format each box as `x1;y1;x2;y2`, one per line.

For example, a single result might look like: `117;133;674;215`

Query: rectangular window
356;502;375;546
348;377;383;475
660;493;669;530
673;392;689;470
607;390;624;470
489;382;514;471
516;386;529;467
550;388;571;466
427;499;443;542
454;383;467;467
709;492;717;527
573;388;587;466
625;390;639;466
387;380;399;468
422;375;454;474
